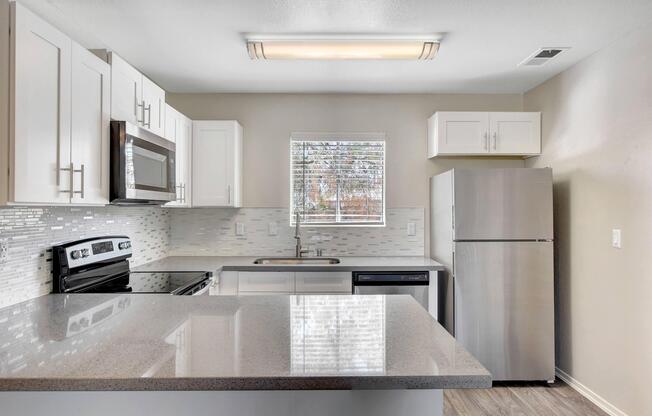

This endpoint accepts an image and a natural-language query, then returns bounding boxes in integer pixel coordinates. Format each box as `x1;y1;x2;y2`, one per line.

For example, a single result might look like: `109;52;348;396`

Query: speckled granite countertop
132;256;444;273
0;294;490;391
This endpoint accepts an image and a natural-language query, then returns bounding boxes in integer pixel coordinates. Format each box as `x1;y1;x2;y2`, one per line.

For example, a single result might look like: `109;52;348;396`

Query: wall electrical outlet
268;222;278;236
235;223;246;236
407;222;417;236
612;229;622;249
0;241;8;263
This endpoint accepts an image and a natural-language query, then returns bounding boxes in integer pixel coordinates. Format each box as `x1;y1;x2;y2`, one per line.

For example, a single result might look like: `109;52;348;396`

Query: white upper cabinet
488;112;541;155
10;2;72;204
165;104;192;207
428;111;541;157
192;121;243;208
70;42;111;205
108;53;142;126
141;76;165;136
164;103;177;143
108;52;165;136
428;112;489;156
6;2;109;205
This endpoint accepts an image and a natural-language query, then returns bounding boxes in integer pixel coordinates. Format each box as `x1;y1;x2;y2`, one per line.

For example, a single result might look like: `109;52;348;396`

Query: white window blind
291;135;385;226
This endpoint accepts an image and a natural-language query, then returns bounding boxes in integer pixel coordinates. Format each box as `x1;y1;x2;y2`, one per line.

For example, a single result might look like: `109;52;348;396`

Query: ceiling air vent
519;47;570;67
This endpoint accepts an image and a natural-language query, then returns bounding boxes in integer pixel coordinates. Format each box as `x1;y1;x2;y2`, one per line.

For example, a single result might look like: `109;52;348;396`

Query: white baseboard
555;368;627;416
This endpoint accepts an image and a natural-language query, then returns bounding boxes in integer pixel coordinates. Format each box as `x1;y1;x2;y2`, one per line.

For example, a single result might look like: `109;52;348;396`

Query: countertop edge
132;256;445;274
0;375;492;391
219;265;445;272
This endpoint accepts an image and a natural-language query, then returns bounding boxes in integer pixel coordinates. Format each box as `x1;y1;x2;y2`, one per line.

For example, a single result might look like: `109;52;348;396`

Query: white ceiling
19;0;652;93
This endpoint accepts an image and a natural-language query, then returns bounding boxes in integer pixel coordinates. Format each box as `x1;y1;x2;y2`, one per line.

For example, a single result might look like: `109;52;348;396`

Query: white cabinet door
142;76;165;136
238;272;295;293
11;2;72;204
489;112;541;155
70;42;110;205
429;112;489;156
108;52;142;126
165;105;192;207
192;120;242;207
295;272;352;293
164;103;178;143
178;114;193;206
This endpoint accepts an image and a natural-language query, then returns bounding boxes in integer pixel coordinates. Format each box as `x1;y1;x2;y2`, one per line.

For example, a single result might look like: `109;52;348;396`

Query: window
291;133;385;226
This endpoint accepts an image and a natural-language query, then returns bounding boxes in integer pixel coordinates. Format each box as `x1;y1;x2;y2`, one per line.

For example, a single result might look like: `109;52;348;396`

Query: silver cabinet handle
59;162;74;193
137;99;144;124
483;132;488;150
145;104;152;128
492;132;497;150
182;183;186;204
73;164;85;199
227;185;231;205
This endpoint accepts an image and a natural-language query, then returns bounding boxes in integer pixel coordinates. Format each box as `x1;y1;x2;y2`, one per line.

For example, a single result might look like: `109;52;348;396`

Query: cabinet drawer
295;272;352;293
238;272;294;293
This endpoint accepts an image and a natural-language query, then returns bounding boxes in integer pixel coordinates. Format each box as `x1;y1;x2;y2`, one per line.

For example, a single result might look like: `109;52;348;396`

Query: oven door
111;121;176;204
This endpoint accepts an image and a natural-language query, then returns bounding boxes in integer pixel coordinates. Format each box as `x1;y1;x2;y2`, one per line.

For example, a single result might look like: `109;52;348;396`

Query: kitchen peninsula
0;293;490;416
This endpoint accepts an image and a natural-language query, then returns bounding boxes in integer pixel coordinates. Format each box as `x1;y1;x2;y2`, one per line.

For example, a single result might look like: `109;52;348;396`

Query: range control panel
64;237;133;269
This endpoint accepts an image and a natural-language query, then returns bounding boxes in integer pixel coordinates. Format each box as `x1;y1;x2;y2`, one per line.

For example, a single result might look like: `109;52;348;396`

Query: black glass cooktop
128;271;209;295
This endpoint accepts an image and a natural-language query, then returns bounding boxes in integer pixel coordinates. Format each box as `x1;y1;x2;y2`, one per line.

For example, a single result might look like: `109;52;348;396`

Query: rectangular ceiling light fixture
246;36;440;60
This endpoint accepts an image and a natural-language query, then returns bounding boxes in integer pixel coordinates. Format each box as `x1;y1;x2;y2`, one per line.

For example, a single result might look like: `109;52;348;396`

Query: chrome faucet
294;212;310;258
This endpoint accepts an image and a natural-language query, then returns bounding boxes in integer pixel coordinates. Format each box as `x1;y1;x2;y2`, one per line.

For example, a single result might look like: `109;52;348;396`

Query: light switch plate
268;222;278;236
612;229;621;249
236;223;246;236
407;222;417;236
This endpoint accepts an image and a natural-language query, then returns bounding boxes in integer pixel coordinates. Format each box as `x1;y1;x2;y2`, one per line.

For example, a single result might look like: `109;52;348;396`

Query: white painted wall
167;93;526;253
524;23;652;416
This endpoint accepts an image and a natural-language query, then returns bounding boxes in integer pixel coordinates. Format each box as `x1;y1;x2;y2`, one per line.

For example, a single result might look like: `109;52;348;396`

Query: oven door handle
192;283;210;296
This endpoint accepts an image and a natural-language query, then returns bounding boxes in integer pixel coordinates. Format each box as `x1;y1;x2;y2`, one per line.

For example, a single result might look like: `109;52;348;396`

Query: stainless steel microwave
110;121;176;204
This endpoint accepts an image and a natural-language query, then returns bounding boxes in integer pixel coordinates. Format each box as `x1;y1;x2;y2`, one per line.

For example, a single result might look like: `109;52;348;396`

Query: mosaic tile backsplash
0;206;424;307
169;207;425;257
0;206;170;307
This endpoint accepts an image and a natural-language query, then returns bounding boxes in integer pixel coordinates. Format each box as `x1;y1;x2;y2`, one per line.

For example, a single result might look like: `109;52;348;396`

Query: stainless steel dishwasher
352;271;429;310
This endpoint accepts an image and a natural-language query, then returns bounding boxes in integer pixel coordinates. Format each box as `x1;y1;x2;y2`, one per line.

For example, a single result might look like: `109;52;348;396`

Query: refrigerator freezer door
454;241;555;381
453;168;553;240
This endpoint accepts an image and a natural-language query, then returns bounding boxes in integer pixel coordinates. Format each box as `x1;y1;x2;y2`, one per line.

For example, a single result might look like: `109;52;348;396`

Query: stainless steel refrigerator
430;168;554;381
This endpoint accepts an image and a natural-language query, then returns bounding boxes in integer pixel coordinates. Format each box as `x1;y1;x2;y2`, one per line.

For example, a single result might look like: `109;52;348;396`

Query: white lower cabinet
238;272;294;293
216;271;354;295
295;272;352;294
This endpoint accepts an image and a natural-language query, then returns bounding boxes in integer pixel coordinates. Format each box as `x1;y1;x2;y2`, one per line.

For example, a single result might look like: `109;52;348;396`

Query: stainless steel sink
253;257;341;265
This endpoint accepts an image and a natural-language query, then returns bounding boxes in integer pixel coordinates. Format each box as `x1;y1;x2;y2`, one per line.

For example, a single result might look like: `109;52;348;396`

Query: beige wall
167;93;525;252
524;24;652;416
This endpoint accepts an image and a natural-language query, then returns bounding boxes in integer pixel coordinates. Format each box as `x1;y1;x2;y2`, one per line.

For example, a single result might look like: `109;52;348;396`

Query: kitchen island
0;293;489;416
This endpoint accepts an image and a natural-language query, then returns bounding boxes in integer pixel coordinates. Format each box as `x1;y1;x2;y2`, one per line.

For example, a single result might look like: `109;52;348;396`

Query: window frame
289;132;387;227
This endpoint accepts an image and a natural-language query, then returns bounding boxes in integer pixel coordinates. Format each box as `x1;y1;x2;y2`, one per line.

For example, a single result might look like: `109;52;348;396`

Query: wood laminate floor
444;380;608;416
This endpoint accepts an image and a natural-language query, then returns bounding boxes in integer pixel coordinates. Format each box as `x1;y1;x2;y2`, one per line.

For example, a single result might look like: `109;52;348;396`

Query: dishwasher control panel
352;271;430;285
